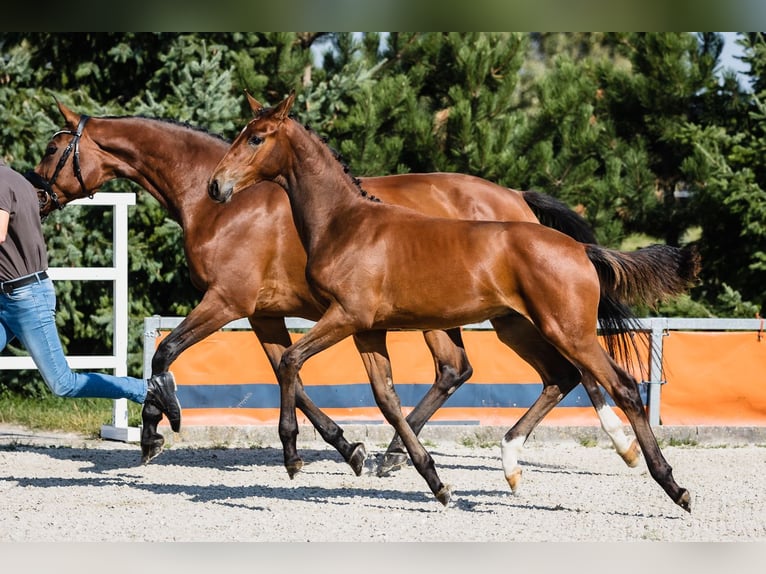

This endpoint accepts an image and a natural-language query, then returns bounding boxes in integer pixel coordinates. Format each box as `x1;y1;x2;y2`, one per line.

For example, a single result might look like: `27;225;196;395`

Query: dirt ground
1;423;765;544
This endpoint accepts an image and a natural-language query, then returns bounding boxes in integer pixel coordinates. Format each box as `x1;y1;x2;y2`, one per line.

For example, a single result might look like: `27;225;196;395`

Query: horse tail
521;190;643;365
521;190;598;244
586;243;700;307
521;188;702;369
585;243;701;371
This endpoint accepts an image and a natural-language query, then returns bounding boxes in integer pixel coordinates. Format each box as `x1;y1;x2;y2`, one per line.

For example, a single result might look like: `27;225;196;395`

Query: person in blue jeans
0;157;181;431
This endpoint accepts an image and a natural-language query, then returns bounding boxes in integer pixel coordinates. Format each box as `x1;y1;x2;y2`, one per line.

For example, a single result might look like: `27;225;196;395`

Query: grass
619;232;660;251
578;436;599;448
0;393;142;437
659;436;699;448
459;430;498;449
619;228;701;251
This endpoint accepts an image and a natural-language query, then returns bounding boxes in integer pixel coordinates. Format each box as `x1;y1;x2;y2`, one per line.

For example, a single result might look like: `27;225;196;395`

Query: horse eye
46;144;57;156
248;135;264;146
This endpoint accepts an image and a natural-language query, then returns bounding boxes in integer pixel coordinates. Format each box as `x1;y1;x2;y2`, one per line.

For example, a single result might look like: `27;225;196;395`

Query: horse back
361;172;539;223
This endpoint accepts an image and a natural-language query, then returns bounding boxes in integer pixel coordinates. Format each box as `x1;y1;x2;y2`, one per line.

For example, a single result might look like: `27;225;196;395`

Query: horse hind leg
492;314;639;472
601;353;691;511
377;328;473;477
490;315;583;493
544;323;690;512
581;372;641;467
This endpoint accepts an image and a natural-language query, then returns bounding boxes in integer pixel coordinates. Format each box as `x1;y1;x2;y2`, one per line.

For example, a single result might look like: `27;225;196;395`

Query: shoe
146;372;182;432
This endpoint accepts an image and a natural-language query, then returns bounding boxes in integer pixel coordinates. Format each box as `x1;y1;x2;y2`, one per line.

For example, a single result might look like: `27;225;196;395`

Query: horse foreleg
376;327;473;477
251;316;366;476
355;330;452;506
580;373;641;467
141;291;239;464
275;306;358;480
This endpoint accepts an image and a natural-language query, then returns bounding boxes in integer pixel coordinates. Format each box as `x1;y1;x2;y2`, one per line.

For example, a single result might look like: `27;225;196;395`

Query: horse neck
91;117;226;228
281;123;365;251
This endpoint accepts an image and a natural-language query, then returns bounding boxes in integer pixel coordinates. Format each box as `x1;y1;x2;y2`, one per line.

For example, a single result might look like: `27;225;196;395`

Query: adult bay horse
32;101;640;475
208;92;699;511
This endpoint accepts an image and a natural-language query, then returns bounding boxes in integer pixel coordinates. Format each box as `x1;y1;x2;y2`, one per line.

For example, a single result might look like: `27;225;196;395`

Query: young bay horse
33;101;639;476
208;92;699;511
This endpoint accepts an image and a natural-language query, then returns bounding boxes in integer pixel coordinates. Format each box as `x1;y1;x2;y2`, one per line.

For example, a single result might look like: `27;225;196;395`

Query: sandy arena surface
1;423;765;544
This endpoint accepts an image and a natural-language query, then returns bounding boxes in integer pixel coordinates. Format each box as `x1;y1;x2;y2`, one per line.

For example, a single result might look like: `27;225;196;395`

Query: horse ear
245;91;264;116
55;98;80;129
274;91;296;122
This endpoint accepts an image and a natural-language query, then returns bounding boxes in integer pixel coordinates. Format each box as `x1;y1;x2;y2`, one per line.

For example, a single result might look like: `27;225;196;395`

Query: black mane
300;119;381;203
108;114;230;144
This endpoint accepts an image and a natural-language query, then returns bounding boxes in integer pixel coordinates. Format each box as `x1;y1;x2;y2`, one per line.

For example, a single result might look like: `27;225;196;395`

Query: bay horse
208;92;699;511
32;101;640;476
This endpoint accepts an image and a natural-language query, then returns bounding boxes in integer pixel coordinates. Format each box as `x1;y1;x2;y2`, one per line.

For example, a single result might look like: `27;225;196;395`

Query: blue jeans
0;276;147;403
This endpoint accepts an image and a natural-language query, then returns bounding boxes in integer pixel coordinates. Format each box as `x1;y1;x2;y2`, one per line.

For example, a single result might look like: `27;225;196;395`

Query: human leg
0;279;180;428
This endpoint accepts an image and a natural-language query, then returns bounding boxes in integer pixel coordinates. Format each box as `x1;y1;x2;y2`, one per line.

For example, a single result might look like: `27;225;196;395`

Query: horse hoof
286;459;304;479
505;467;522;493
436;484;454;506
348;442;367;476
377;452;408;477
676;489;692;513
140;438;165;465
621;438;641;468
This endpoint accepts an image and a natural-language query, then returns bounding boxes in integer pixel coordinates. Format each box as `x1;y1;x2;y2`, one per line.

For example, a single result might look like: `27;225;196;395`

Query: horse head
208;91;296;203
30;100;107;217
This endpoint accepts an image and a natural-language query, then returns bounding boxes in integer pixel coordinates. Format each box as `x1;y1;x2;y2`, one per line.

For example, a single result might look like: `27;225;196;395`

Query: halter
25;114;91;218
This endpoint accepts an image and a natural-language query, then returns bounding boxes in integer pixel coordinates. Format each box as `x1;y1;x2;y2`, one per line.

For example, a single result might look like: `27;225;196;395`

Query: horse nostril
208;179;219;199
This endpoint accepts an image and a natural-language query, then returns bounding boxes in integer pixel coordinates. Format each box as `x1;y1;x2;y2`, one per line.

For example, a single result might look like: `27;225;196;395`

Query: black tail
521;190;597;244
585;244;701;307
586;243;701;374
522;189;647;367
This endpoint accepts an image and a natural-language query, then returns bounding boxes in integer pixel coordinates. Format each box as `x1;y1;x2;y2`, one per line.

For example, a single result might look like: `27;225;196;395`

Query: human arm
0;209;9;243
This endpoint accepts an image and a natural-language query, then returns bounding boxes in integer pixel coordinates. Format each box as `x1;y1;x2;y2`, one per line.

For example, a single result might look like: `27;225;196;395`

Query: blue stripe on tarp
176;382;648;410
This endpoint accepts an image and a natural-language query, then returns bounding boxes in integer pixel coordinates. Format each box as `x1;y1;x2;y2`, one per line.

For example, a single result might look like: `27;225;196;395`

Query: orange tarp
158;330;549;387
157;329;766;427
660;331;766;425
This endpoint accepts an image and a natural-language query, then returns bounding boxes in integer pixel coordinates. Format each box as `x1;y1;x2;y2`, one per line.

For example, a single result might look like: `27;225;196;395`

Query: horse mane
297;118;381;204
103;114;230;144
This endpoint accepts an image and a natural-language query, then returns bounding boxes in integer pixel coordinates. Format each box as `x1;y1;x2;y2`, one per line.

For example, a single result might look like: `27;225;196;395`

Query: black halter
25;114;91;217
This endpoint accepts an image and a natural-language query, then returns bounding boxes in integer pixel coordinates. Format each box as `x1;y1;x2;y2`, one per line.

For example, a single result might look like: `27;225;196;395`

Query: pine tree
673;33;766;315
2;30;765;401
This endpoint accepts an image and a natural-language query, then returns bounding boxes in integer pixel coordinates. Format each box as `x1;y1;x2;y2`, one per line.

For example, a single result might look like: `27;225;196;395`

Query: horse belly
371;253;525;329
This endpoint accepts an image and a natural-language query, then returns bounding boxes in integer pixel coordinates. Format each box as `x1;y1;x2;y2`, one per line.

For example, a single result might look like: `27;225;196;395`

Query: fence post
646;317;668;426
98;193;138;442
142;316;160;379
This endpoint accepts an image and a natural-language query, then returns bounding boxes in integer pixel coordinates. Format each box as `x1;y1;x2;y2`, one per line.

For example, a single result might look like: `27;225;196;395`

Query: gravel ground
1;423;765;543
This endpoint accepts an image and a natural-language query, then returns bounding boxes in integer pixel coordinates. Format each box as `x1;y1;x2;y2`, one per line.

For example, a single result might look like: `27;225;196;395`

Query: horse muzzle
208;178;232;203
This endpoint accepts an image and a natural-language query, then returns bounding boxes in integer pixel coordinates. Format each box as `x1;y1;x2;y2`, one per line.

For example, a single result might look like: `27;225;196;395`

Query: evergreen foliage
1;32;764;397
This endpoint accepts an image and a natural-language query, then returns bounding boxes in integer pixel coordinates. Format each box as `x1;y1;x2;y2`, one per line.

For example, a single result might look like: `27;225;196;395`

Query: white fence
0;193;138;441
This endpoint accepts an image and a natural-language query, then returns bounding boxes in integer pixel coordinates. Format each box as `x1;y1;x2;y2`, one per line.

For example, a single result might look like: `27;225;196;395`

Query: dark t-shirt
0;163;48;281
